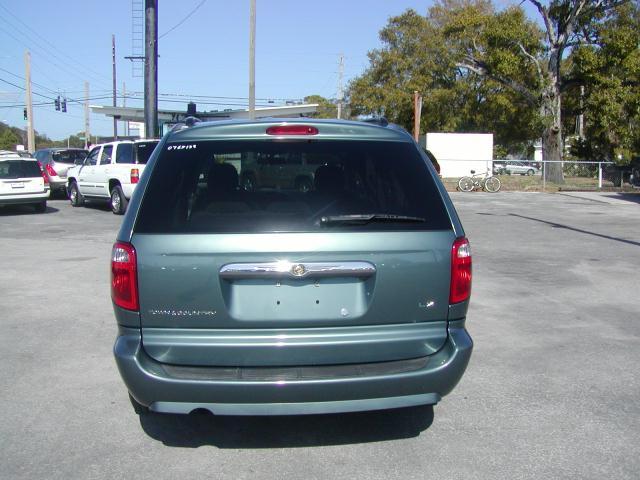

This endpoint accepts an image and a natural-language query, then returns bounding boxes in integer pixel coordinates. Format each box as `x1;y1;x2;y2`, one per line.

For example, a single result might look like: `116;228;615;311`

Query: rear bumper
113;324;472;415
0;191;49;205
49;178;67;192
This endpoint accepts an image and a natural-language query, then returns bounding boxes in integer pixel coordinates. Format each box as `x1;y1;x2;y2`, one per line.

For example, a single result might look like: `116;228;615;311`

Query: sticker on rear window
167;144;197;151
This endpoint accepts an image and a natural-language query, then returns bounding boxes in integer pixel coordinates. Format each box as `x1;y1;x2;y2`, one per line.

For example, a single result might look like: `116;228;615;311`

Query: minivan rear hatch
132;132;455;367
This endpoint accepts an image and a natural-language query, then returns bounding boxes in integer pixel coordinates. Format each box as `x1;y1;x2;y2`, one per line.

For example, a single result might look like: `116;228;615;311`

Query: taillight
450;237;472;304
45;164;57;177
111;242;138;311
130;168;139;184
38;163;49;184
266;125;319;136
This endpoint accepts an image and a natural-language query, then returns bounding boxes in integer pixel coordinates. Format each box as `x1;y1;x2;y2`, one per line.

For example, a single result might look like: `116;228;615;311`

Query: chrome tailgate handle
220;261;376;280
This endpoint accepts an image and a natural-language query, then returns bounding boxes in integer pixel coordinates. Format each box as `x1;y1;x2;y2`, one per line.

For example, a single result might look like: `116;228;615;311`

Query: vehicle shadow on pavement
0;205;59;216
509;213;640;247
138;405;434;448
601;193;640;204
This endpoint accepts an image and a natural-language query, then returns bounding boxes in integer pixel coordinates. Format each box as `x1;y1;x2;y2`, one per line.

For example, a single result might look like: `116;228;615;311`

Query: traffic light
23;108;27;120
55;96;60;111
61;98;67;113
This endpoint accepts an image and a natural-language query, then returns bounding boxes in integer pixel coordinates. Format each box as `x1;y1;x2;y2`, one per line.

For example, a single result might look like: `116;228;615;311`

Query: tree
455;0;629;183
567;2;640;163
0;129;20;150
348;5;541;155
303;95;338;118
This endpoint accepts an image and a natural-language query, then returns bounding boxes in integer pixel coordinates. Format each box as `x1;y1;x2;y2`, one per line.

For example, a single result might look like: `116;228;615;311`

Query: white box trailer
425;133;493;178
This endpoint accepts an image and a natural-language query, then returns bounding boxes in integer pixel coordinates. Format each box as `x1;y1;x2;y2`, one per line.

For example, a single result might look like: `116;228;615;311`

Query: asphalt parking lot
1;192;639;479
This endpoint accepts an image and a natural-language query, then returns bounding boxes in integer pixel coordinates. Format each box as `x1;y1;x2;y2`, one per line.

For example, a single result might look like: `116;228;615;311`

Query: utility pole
337;53;344;119
84;81;90;150
24;51;35;152
112;34;118;140
144;0;158;138
123;81;129;137
248;0;256;120
578;85;585;139
413;91;422;142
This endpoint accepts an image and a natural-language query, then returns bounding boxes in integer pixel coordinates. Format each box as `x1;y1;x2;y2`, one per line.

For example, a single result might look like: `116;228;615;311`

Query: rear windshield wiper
319;214;426;225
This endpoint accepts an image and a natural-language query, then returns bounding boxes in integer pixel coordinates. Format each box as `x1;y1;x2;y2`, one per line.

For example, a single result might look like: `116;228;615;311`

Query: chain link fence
437;159;639;192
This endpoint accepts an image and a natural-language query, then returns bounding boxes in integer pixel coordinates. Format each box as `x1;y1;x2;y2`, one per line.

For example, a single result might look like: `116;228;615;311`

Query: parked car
34;148;87;197
239;151;320;192
66;139;159;214
500;161;540;176
492;161;507;175
0;150;33;158
0;152;49;212
112;119;473;416
604;157;640;187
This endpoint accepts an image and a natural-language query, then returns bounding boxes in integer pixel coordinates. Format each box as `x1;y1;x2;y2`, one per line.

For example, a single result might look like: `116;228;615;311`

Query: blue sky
0;0;528;141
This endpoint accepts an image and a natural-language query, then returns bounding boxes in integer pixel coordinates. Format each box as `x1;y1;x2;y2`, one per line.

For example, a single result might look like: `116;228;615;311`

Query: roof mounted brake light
266;125;319;136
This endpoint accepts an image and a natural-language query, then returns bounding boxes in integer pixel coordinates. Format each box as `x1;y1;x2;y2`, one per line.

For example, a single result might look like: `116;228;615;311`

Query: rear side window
52;150;87;164
134;141;158;164
0;160;42;179
115;143;134;164
135;140;451;234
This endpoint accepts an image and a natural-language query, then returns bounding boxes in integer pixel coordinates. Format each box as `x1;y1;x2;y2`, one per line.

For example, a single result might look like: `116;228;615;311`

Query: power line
159;0;207;39
0;3;111;88
0;76;56;100
0;24;110;92
125;90;303;102
0;66;59;95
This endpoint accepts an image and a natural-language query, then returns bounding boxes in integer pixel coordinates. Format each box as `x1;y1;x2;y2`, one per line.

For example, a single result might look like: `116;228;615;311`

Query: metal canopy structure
91;103;319;125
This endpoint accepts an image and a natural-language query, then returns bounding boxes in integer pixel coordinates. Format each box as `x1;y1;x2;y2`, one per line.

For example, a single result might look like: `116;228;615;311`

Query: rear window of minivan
135;140;451;234
0;160;42;179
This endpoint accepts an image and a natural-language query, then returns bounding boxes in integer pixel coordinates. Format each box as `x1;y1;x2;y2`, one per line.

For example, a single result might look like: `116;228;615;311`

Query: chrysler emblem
291;264;306;276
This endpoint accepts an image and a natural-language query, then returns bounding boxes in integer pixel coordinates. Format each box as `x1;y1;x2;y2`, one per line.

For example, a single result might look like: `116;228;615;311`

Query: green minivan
112;119;472;416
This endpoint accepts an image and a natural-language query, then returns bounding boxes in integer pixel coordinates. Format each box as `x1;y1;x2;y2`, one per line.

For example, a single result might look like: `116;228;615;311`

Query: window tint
134;141;159;164
0;160;42;179
115;143;134;164
135;140;451;234
85;148;100;166
100;145;113;165
52;150;87;164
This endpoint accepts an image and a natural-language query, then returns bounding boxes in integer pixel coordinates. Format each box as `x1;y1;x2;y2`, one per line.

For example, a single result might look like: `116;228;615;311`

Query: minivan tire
69;182;83;207
111;185;128;215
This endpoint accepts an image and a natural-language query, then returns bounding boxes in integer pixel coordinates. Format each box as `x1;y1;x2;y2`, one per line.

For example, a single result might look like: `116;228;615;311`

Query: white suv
0;151;50;213
66;139;159;214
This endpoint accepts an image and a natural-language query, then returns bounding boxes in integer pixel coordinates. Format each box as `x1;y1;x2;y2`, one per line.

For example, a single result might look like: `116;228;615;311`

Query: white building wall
426;133;494;178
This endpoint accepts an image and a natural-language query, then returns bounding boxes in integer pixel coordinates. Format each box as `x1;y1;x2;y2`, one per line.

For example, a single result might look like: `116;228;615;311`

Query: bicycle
457;170;501;193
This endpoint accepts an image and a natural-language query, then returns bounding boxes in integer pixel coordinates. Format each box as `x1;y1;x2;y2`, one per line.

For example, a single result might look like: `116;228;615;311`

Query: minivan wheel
69;182;83;207
128;393;149;415
110;185;128;215
527;169;535;176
